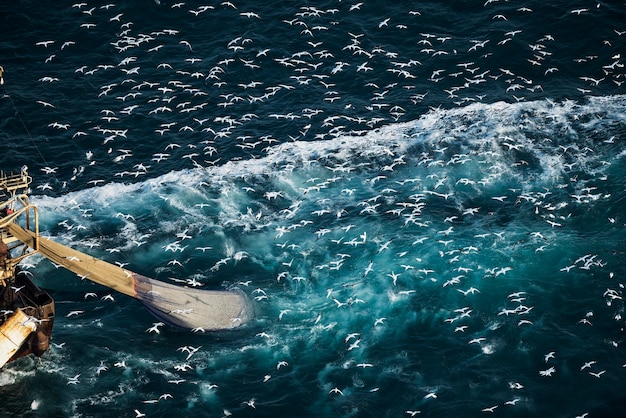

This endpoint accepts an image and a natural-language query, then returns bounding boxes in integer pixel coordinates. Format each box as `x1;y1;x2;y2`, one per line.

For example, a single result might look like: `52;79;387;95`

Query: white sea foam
31;97;625;216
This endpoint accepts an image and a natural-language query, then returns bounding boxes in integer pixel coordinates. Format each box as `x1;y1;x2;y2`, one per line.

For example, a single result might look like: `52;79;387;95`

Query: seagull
363;260;374;277
458;287;480;296
387;271;400;285
67;374;80;385
91;360;108;375
580;361;597;371
539;366;556;376
36;100;55;108
278;310;290;321
146;322;164;334
177;345;201;360
35;40;55;48
570;8;589;15
240;11;260;18
174;364;193;372
347;339;361;351
168;379;185;384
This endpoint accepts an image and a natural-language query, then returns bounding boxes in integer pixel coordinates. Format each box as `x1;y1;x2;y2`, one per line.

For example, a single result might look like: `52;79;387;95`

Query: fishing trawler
0;169;250;369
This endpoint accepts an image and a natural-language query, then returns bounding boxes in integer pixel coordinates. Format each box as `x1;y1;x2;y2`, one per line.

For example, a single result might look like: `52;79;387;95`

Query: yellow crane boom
6;221;250;331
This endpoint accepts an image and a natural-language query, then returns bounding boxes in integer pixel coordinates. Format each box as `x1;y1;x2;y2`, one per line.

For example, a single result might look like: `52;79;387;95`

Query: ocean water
1;1;626;417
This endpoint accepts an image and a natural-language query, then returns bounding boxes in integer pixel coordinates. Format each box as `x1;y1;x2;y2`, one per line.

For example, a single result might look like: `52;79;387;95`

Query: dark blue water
1;1;626;417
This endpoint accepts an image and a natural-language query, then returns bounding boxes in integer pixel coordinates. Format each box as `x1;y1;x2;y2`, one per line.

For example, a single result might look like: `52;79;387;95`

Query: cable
4;93;65;192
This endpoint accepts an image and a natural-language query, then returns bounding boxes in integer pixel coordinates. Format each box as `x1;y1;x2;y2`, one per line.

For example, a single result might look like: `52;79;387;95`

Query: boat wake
7;96;626;417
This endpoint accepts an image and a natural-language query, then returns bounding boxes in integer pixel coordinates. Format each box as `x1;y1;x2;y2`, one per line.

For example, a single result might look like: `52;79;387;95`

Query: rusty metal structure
0;169;54;367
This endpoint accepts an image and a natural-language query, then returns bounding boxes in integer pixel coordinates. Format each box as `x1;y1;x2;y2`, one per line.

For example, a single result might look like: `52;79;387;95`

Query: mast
0;167;35;284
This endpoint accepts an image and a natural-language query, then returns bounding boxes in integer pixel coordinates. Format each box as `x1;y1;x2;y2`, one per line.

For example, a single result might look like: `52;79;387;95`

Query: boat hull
0;269;55;367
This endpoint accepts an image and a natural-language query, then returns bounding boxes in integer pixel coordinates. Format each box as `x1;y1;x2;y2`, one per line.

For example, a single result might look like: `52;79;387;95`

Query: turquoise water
1;1;626;417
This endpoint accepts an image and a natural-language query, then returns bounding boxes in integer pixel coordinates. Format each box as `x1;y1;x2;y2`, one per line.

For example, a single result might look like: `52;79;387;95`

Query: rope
5;94;55;184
